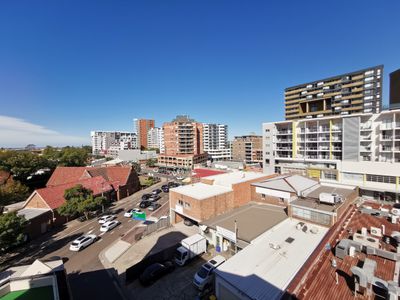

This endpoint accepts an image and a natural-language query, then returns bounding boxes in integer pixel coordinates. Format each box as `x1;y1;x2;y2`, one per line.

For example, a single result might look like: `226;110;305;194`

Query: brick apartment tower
163;115;204;155
134;119;155;149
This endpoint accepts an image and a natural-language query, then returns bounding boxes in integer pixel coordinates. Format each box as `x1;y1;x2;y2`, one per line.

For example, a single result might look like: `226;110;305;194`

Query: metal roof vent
285;237;295;244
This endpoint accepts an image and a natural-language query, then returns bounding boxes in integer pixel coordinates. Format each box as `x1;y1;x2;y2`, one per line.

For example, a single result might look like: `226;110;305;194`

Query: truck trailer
175;234;207;266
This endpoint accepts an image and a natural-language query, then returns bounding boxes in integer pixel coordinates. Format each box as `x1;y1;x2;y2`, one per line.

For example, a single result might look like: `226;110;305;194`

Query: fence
143;216;171;236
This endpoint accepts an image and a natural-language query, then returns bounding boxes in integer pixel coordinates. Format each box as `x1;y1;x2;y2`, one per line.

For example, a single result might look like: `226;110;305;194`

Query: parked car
184;218;194;226
100;220;120;232
149;195;161;202
139;261;175;286
152;189;162;195
69;234;97;251
142;194;152;201
140;200;153;208
148;203;161;211
167;182;175;187
193;255;226;290
124;208;142;218
98;215;116;224
161;185;169;192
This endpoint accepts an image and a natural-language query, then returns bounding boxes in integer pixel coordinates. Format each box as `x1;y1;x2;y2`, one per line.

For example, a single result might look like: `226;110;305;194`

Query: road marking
87;230;93;234
120;225;124;228
99;232;105;236
128;219;132;223
110;231;114;235
89;226;94;230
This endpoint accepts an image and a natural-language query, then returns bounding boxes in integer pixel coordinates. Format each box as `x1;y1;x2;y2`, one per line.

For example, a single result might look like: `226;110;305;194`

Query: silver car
69;234;97;251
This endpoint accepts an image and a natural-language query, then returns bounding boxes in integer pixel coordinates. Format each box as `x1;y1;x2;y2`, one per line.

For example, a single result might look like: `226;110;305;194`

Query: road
6;181;170;300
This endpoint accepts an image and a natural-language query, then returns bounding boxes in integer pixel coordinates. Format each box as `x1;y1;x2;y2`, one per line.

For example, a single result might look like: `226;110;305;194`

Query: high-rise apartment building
285;65;383;120
133;118;155;149
203;123;231;161
263;109;400;200
390;69;400;110
91;131;138;156
158;115;207;169
232;135;262;164
147;127;165;154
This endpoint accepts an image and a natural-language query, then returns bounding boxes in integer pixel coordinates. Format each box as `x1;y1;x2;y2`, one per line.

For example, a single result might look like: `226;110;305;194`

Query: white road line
99;232;105;236
128;220;132;223
87;230;93;234
120;225;124;229
110;231;114;235
89;226;94;230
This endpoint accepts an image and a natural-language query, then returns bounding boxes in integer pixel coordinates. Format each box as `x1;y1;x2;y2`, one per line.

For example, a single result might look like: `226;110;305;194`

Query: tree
58;185;108;220
146;158;157;167
0;213;27;252
0;179;30;206
132;162;141;174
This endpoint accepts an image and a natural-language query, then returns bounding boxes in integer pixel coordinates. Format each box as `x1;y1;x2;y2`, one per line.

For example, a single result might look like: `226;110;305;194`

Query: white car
100;220;120;232
69;234;97;251
98;215;116;224
124;208;142;218
193;255;226;290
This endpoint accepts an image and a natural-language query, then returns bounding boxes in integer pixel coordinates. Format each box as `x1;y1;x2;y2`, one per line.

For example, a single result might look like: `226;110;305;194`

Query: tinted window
197;266;209;279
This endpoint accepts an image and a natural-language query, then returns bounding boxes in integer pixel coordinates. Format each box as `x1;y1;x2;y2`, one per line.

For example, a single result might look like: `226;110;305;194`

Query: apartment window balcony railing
318;147;329;151
307;138;318;141
306;148;318;151
319;156;329;159
307;128;318;133
395;136;400;140
380;124;393;130
361;156;372;161
396;123;400;128
333;147;342;151
277;130;292;135
319;127;330;132
307;155;318;159
381;135;393;140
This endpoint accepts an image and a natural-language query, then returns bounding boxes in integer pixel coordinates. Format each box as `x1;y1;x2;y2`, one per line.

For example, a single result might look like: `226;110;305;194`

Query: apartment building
203;123;231;161
147;127;165;153
263;109;400;200
285;65;383;120
158;115;207;169
91;131;138;156
133;118;155;149
390;69;400;110
232;135;262;164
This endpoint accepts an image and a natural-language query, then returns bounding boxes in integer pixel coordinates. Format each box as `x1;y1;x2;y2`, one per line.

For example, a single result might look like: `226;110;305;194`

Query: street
4;181;170;300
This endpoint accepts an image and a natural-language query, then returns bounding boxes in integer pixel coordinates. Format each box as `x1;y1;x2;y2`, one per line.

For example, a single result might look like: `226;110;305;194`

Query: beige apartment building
157;115;207;169
232;135;262;164
285;65;383;120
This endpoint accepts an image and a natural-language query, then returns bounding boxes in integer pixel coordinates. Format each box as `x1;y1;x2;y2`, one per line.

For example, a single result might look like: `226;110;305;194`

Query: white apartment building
147;127;165;153
203;123;231;161
91;131;138;156
263;109;400;201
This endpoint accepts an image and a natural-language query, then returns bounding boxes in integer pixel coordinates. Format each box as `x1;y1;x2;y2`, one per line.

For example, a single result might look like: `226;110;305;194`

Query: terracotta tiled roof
46;166;133;189
36;176;113;210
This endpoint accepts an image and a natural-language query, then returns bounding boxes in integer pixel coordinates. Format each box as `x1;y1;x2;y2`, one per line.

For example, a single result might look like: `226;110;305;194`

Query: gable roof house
18;166;139;239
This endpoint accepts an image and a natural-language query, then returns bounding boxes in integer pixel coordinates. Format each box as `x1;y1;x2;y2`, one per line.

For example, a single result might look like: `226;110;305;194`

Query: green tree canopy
131;162;141;174
0;179;30;206
0;212;27;252
146;158;157;167
58;185;108;220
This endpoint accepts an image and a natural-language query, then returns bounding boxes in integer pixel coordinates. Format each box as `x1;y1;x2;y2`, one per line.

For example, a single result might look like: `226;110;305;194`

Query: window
184;202;191;209
265;159;270;164
178;200;183;206
343;172;363;182
366;174;396;184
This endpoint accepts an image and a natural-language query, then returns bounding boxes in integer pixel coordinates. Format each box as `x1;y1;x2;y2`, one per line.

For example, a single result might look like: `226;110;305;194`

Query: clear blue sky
1;0;399;147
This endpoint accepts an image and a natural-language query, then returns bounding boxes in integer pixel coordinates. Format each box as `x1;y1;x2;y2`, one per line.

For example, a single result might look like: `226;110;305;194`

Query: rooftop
206;171;267;188
17;208;50;220
253;174;318;196
215;218;328;300
0;286;54;300
304;185;355;200
170;182;232;200
191;168;226;179
201;203;288;243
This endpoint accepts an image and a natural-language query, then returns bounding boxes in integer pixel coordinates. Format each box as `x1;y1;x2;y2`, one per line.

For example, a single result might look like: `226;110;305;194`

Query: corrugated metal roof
18;208;51;220
253;174;318;195
170;182;232;200
215;219;328;300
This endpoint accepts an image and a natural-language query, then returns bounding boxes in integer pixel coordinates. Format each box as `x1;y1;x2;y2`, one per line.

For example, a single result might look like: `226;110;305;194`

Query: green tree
58;147;88;166
58;185;108;220
132;162;141;174
0;180;30;206
0;213;27;252
146;158;157;167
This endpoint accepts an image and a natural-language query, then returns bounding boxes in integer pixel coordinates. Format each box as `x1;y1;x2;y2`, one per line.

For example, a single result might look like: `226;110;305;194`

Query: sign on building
216;226;236;243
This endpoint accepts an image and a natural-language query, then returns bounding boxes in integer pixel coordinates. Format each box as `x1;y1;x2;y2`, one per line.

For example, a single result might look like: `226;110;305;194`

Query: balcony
276;139;292;143
380;124;393;130
276;130;292;135
381;135;393;141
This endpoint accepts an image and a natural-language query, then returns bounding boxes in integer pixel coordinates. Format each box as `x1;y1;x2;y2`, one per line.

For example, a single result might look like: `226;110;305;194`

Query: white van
193;255;226;290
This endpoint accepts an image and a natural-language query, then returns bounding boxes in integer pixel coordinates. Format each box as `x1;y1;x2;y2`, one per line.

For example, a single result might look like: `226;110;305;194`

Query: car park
193;255;226;290
140;200;153;208
100;220;120;232
152;189;162;195
98;215;116;224
139;261;175;286
69;234;97;251
124;208;142;218
148;203;161;211
142;194;152;201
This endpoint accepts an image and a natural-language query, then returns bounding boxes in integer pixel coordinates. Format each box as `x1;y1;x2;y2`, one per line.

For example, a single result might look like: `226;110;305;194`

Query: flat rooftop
305;185;355;200
201;203;288;243
215;218;328;300
291;198;340;213
206;171;267;188
169;182;232;200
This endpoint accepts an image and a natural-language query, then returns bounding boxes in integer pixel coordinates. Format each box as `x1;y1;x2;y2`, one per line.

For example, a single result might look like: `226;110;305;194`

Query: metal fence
144;216;170;236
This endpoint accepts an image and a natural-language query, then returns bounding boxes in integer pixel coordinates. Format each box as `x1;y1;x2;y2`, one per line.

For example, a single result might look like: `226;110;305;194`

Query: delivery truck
175;234;206;266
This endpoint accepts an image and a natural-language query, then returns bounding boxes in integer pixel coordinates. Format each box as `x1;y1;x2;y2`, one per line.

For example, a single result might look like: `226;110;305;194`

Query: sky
0;0;399;147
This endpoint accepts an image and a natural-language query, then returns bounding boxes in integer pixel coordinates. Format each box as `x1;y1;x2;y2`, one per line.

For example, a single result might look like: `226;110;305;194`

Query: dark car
152;189;162;195
140;200;153;208
139;262;175;286
167;182;176;187
148;202;161;211
142;194;151;201
161;185;169;192
149;195;161;202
